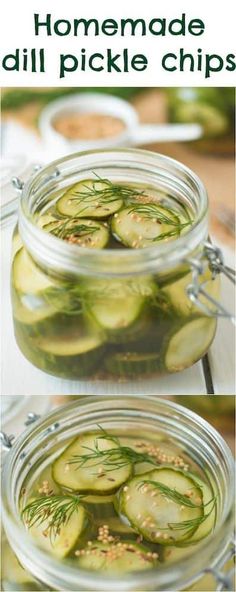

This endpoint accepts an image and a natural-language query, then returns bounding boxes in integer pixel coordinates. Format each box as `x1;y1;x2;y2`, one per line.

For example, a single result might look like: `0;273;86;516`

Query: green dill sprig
21;494;84;542
138;479;216;534
167;500;216;533
68;174;148;208
68;426;159;473
127;202;192;242
48;218;100;240
138;479;204;508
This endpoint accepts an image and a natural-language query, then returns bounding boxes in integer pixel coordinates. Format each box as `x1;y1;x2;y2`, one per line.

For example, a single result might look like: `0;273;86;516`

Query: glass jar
1;396;234;592
11;148;223;381
167;88;235;155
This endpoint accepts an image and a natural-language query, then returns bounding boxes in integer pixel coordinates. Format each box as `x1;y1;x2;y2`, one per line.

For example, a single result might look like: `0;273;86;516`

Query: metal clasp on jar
203;538;235;591
0;412;61;455
186;242;236;325
0;412;40;452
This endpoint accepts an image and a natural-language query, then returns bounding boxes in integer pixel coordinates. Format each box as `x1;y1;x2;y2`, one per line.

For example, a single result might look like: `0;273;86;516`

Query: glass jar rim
18;148;209;277
1;396;234;592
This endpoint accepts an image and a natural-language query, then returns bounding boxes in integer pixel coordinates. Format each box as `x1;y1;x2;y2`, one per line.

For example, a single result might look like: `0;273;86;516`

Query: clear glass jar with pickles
11;148;221;380
1;396;234;591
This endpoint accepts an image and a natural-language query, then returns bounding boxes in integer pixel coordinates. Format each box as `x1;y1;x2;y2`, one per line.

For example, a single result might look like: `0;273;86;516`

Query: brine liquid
11;178;219;380
20;430;214;570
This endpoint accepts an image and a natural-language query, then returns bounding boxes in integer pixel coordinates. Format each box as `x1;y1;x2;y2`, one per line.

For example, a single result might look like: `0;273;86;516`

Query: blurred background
1;86;235;249
3;394;234;450
2;394;235;450
52;394;235;453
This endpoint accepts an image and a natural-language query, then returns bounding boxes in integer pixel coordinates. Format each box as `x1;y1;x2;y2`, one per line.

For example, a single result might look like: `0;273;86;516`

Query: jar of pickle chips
1;396;234;591
10;148;234;381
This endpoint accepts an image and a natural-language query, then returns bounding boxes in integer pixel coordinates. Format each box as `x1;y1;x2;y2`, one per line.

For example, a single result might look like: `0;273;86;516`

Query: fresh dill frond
127;203;191;237
49;218;100;240
167;501;216;533
67;175;148;207
138;479;204;508
68;426;159;473
21;494;84;542
138;479;216;534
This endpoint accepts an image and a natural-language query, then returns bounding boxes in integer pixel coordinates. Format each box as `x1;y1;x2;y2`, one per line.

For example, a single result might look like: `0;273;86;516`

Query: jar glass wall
1;396;234;592
11;148;220;381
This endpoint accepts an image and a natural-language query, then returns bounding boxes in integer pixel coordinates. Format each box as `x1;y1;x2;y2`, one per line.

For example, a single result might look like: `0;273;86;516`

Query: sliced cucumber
163;268;220;316
14;325;104;379
37;212;61;229
44;218;109;249
118;468;203;545
12;290;56;325
180;472;216;544
84;493;115;505
29;316;105;377
104;516;135;535
82;276;156;300
105;351;160;377
35;331;104;357
164;317;216;372
88;295;144;331
56;179;123;218
2;537;37;588
111;204;179;248
25;497;87;559
12;248;53;295
77;541;158;573
28;466;61;499
52;432;132;494
85;276;156;340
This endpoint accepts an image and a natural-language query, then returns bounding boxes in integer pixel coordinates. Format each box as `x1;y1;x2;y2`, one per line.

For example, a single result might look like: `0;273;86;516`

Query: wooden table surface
3;88;235;250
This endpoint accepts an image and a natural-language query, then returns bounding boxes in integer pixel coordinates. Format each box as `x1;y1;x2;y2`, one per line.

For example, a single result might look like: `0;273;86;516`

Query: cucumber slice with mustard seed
118;468;204;545
52;432;132;494
111;204;181;248
22;496;88;559
105;351;160;377
76;540;159;573
44;218;109;249
164;317;216;372
57;179;123;218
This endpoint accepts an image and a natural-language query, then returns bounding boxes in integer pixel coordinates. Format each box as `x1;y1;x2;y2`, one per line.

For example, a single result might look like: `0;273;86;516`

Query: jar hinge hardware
24;412;41;426
204;539;235;591
0;432;15;450
11;164;59;196
186;242;235;325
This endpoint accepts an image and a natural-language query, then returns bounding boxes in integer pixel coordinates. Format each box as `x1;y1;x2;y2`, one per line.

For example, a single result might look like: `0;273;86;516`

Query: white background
0;0;235;86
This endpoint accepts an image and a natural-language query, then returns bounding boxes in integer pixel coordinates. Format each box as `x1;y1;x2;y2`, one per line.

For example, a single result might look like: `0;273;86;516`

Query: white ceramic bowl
39;92;202;156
